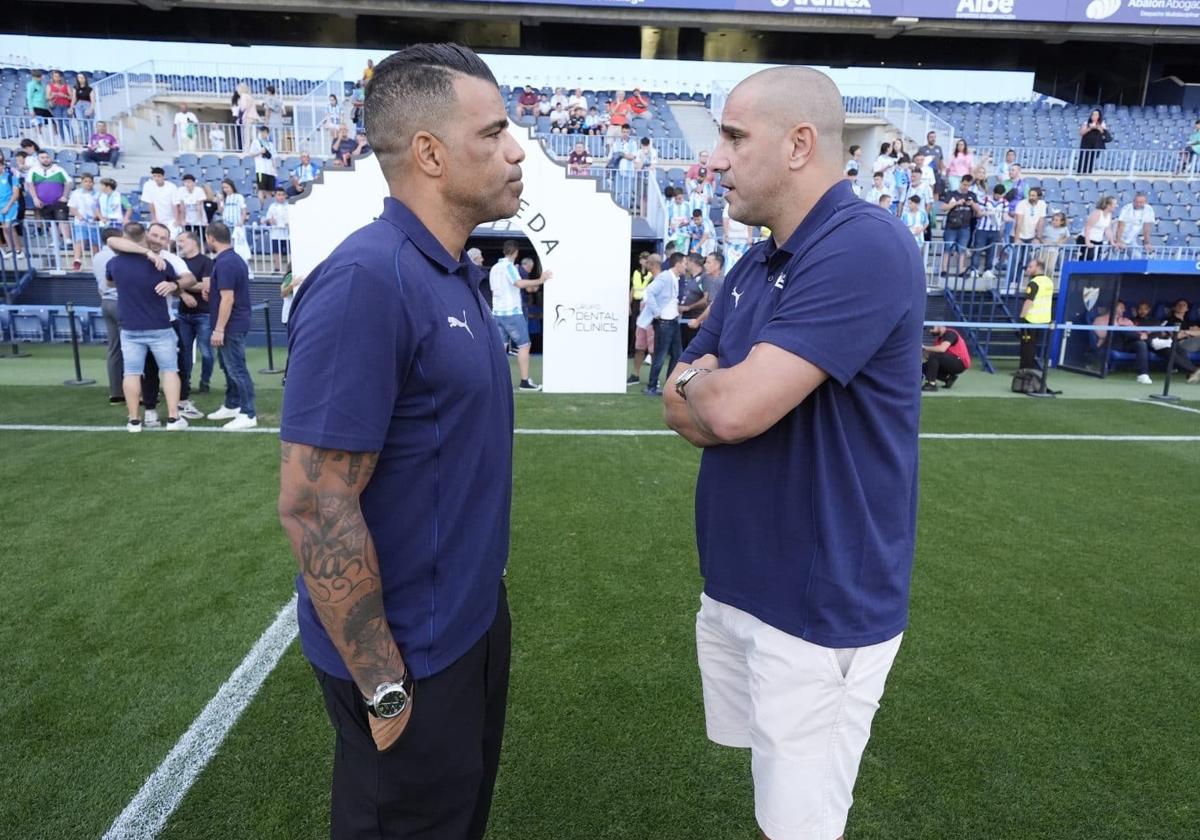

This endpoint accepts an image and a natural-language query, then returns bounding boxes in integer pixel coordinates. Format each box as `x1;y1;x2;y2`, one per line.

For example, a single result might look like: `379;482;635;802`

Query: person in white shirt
912;152;936;189
1114;193;1156;258
549;103;570;133
264;187;290;273
872;141;896;184
864;171;888;205
636;251;685;396
549;87;569;111
174;174;207;237
141;167;178;230
208;123;226;152
67;172;100;270
567;87;587;113
488;239;552;391
247;124;278;201
1012;187;1047;280
97;177;131;228
173;103;199;153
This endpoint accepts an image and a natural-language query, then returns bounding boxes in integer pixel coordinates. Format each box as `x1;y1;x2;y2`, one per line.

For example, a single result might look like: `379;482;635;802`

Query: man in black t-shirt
939;174;976;279
176;229;215;396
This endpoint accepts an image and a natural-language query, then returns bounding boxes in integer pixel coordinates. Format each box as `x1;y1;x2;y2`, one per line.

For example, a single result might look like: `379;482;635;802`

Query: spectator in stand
1011;186;1047;282
0;151;23;257
900;195;928;247
567;141;590;176
175;174;207;240
685;151;715;190
11;151;30;245
665;187;691;254
1018;257;1054;370
82;121;121;167
685;176;713;220
536;93;552;117
567;87;587;113
722;205;751;270
677;252;708;349
606;90;633;136
97;177;131;229
610;124;639;205
846;167;861;198
142;167;178;229
263;85;286;147
361;58;375;82
945;139;973;191
1082;195;1118;259
686;208;716;256
27;149;72;245
515;85;539;119
350;82;366;127
872;141;896;185
217;178;251;266
25;70;52;146
1178;119;1200;175
490;239;551;391
549;102;570;134
104;222;187;432
265;187;290;273
909;167;934;241
92;228;122;402
68;172;100;271
173;103;199;154
626;88;650;116
175;229;215;396
236;83;261;151
996;163;1026;271
72;73;95;142
1162;298;1200;383
917;130;945;177
635;136;657;172
864;171;887;205
1041;211;1071;272
584;106;605;135
1077;108;1108;175
890;137;906;160
320;93;342;144
47;70;74;143
204;221;258;429
549;87;569;111
566;107;586;135
970;183;1008;277
629;252;659;384
208;122;226;153
201;184;220;226
637;251;685;396
892;155;912;214
939;174;977;279
921;325;971;391
876;193;892;211
845;144;861;176
248;124;278;201
1114;192;1156;258
912;152;935;189
287;150;318;197
1093;300;1151;384
972;152;992;186
19;138;41;156
687;251;725;333
331;125;358;167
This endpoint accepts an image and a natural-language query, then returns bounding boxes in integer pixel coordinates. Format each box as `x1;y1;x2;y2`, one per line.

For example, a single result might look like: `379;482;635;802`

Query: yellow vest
631;269;653;300
1025;274;1053;324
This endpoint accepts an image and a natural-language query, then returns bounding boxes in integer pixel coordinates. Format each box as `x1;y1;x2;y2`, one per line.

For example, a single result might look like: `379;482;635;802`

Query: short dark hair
207;221;232;245
692;209;703;217
667;252;685;268
908;195;922;205
686;252;705;269
150;166;165;175
100;227;122;244
365;43;498;175
183;173;196;182
266;84;276;94
849;144;860;155
664;186;676;199
148;222;170;236
123;222;146;242
961;173;974;182
706;251;725;269
502;239;519;257
993;183;1007;195
640;137;650;146
1028;187;1042;198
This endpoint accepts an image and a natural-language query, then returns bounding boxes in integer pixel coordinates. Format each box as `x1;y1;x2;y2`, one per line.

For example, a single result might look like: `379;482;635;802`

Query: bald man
663;66;925;840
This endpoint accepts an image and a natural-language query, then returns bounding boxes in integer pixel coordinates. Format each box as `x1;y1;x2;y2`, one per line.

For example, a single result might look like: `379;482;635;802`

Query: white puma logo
731;287;744;308
447;310;474;339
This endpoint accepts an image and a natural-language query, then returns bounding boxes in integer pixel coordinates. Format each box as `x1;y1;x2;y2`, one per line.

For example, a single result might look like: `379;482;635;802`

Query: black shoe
518;379;542;391
626;375;640;385
109;396;125;405
921;382;938;392
943;374;958;390
197;383;210;394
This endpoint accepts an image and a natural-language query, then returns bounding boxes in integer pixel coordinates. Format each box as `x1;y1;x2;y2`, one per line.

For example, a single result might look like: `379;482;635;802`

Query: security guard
629;250;653;354
1018;256;1053;369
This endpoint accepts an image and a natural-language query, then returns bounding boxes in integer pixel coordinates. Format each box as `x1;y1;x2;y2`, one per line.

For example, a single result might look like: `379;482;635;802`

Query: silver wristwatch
674;367;710;400
366;671;412;719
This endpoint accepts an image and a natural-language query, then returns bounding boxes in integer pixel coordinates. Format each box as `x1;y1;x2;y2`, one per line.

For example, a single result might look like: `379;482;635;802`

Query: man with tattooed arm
278;44;523;839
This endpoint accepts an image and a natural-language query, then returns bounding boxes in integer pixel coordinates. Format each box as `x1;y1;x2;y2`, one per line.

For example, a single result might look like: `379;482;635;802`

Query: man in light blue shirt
637;251;684;396
488;239;551;391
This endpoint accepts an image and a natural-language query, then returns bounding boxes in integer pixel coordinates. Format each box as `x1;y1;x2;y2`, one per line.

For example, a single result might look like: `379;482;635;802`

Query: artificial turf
1;350;1198;839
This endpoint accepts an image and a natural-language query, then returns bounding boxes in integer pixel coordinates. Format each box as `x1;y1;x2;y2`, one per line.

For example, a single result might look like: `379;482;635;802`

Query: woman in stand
1078;108;1107;175
946;138;974;192
872;141;896;186
1081;195;1117;260
47;70;74;143
237;84;261;151
217;177;254;274
71;73;94;143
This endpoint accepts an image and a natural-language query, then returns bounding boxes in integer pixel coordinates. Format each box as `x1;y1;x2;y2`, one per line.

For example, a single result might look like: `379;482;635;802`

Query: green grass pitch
1;346;1198;839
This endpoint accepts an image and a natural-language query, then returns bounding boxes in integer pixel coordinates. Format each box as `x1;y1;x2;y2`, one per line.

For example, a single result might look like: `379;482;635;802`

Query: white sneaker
126;419;142;433
165;416;189;431
223;413;258;431
207;405;240;420
143;409;161;428
1136;374;1153;385
178;399;204;420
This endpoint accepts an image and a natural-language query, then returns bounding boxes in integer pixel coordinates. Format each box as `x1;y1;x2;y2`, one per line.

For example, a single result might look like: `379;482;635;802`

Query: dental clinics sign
455;0;1200;25
288;123;632;394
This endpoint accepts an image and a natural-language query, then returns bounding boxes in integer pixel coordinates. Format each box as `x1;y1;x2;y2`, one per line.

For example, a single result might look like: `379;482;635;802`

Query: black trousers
1019;324;1043;370
315;583;511;840
924;351;965;383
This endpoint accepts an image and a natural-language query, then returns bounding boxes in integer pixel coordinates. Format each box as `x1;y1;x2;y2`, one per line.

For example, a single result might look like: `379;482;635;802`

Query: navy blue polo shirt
681;180;925;648
107;253;176;331
209;249;251;334
281;198;514;681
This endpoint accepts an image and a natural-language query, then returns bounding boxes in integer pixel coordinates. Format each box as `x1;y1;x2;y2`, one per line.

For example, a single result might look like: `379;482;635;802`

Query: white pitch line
101;595;298;840
3;424;1200;442
1129;398;1200;415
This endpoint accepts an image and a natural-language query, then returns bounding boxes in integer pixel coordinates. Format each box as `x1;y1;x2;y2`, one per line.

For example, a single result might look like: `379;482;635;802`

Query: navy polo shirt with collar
680;180;925;648
281;197;514;681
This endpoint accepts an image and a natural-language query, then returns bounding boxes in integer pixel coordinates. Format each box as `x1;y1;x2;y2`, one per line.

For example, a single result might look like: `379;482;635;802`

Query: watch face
375;688;408;718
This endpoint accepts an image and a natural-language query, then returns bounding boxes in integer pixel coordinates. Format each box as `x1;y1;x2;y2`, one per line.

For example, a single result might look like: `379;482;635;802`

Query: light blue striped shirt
636;268;679;328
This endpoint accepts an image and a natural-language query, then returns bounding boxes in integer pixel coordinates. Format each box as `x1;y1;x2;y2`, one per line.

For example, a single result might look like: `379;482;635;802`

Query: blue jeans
970;229;1000;271
120;328;178;376
50;105;72;142
73;101;92;140
177;311;214;392
217;331;256;418
648;318;682;391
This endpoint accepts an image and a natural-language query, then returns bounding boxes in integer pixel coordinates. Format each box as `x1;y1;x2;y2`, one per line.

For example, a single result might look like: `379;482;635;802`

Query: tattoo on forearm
303;447;330;481
280;441;294;464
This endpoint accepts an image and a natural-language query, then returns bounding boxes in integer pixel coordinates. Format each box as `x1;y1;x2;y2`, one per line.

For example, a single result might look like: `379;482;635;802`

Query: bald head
738;66;846;160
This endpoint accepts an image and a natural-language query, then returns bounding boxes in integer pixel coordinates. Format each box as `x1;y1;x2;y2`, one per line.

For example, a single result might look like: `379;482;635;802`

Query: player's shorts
696;592;902;840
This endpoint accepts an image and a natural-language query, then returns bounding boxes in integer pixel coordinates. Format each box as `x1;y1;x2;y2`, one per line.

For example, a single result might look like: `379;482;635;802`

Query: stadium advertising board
288;123;631;395
454;0;1200;25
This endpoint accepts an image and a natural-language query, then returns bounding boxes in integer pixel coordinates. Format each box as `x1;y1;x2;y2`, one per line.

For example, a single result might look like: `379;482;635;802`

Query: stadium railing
0;114;123;147
540;132;691;161
976;145;1200;178
176;122;302;155
840;84;956;151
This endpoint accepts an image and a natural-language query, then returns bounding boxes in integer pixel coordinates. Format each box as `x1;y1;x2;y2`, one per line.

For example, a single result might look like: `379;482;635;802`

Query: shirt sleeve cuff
280;425;384;454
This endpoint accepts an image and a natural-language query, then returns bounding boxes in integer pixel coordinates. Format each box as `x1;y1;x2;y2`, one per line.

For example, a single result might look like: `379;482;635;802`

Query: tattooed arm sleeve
277;441;406;694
